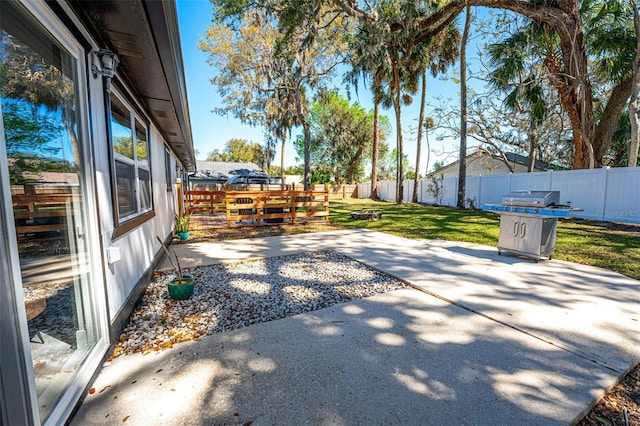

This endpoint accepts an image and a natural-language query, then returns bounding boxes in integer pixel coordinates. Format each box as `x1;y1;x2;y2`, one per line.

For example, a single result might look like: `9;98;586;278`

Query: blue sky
175;0;488;173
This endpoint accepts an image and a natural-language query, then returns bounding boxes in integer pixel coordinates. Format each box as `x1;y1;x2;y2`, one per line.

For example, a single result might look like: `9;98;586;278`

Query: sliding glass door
0;1;106;423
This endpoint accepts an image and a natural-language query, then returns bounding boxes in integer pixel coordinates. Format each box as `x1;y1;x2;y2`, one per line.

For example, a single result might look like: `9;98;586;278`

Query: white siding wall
357;167;640;224
91;91;178;320
437;155;540;179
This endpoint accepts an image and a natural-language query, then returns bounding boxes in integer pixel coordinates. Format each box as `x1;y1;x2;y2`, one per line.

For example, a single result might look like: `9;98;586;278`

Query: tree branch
594;75;634;163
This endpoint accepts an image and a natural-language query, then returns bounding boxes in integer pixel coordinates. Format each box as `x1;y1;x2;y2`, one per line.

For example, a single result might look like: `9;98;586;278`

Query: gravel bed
109;250;407;359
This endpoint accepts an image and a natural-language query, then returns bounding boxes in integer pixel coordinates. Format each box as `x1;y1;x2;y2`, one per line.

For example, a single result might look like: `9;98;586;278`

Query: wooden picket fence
181;184;330;228
11;184;78;236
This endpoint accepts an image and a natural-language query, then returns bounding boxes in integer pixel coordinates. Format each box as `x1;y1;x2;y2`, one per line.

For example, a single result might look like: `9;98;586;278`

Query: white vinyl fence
356;167;640;224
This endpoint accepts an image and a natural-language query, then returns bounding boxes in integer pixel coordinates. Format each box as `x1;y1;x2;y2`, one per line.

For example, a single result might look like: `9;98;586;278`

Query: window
109;92;153;227
165;147;173;192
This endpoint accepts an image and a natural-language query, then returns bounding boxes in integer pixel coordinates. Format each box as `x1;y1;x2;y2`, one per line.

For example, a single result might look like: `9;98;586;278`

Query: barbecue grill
483;190;582;261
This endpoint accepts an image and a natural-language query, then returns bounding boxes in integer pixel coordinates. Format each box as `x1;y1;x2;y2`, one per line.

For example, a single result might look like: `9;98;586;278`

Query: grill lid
501;190;560;207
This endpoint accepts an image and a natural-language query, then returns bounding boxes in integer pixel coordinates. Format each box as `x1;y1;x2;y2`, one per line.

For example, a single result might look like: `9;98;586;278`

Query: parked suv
226;173;268;185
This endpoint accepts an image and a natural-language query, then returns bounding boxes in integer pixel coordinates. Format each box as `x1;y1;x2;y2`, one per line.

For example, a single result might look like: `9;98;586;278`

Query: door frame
0;1;110;424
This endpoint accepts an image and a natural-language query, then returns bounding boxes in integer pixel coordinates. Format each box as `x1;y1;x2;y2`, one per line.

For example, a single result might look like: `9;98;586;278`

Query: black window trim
165;145;173;192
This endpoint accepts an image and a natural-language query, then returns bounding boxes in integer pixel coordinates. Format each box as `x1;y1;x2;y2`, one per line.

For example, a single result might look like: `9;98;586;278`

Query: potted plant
174;214;191;240
156;236;194;300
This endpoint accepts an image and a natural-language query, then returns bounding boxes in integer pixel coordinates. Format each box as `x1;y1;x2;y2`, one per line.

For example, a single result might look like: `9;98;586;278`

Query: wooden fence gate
180;184;330;228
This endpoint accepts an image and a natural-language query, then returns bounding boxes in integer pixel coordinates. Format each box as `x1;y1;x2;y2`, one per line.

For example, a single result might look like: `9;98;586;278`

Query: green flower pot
167;275;194;300
176;231;190;241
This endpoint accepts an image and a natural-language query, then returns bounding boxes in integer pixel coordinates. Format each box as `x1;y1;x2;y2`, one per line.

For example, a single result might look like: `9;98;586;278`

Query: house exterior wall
436;155;537;179
0;1;187;424
85;38;180;326
96;124;178;322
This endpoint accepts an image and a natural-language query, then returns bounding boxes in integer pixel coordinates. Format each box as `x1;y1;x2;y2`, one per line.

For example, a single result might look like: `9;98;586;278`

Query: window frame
108;89;154;238
165;146;173;192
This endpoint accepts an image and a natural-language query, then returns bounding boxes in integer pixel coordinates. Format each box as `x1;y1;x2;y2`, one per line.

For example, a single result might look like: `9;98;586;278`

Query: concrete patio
71;229;640;425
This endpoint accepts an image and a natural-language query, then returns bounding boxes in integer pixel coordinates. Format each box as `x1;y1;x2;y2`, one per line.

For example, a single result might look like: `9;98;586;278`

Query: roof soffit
67;0;195;170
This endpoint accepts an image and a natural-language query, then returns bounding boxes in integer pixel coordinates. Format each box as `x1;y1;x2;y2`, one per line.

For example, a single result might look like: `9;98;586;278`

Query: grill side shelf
482;204;582;218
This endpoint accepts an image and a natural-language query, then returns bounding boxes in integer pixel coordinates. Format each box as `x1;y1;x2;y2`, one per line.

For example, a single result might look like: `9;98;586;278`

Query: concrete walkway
72;229;640;425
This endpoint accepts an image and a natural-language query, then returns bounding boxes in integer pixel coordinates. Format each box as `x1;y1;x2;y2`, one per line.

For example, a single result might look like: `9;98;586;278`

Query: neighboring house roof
190;161;264;181
504;152;550;171
430;149;550;177
69;0;196;170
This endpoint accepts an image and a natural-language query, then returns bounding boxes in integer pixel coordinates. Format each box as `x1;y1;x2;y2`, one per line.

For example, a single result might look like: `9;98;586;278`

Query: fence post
601;167;610;221
324;183;329;221
291;186;297;224
288;188;294;224
225;191;232;228
176;182;182;217
258;193;264;225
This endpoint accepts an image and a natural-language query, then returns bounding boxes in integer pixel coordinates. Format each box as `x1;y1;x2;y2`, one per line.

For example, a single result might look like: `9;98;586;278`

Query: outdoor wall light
91;48;119;91
175;163;183;184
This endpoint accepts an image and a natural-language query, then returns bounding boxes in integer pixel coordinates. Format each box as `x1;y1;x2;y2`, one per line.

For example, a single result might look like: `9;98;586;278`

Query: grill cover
501;190;560;207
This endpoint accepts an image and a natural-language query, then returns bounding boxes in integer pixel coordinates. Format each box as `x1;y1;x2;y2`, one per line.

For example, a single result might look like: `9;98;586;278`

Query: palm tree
264;87;298;186
486;19;552;172
413;70;428;203
628;0;640;167
424;116;435;177
329;0;635;169
381;2;443;204
412;24;460;203
458;5;472;209
346;21;391;201
481;0;635;170
348;1;440;204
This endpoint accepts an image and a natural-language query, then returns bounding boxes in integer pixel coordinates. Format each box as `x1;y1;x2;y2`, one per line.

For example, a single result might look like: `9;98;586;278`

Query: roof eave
68;0;196;171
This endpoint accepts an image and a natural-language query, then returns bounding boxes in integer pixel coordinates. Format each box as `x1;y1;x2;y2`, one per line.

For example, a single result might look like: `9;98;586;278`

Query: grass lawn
329;198;640;281
189;198;639;281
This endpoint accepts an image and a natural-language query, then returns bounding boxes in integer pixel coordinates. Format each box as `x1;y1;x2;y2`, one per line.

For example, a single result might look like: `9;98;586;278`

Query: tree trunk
457;6;471;209
413;70;427;203
593;76;633;166
629;0;640;168
531;1;596;168
280;135;286;189
302;119;311;190
62;104;82;174
543;53;584;168
370;98;380;200
392;58;404;205
293;89;311;190
408;0;611;169
630;103;640;167
346;146;364;184
425;126;431;178
343;0;630;169
527;118;537;172
557;2;596;168
66;122;82;176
